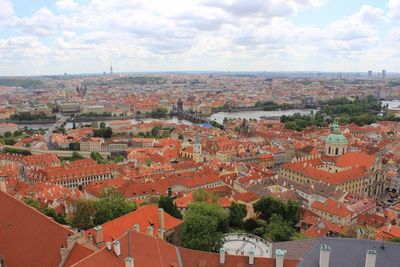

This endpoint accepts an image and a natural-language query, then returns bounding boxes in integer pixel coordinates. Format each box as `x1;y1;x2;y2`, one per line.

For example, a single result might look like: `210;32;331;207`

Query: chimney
113;240;121;257
357;228;366;239
125;256;134;267
219;247;225;265
0;177;6;193
94;225;103;244
133;224;140;233
275;249;287;267
106;242;112;251
147;226;153;236
158;208;165;230
158;228;165;239
319;244;330;267
249;246;255;266
365;250;377;267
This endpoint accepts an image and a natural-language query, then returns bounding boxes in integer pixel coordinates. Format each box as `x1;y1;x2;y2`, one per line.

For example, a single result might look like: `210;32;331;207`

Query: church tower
325;121;348;156
193;130;202;162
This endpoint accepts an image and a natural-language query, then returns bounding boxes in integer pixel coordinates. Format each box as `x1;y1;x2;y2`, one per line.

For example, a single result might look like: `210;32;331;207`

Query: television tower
110;62;113;75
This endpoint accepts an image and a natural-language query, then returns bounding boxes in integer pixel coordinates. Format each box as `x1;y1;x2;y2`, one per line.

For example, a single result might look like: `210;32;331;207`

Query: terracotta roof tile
0;191;73;267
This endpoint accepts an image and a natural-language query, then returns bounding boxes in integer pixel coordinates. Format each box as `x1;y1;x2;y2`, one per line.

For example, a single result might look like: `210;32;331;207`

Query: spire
330;121;340;134
195;129;200;145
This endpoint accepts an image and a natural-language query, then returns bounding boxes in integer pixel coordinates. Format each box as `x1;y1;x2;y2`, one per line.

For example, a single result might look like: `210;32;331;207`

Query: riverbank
0;119;57;125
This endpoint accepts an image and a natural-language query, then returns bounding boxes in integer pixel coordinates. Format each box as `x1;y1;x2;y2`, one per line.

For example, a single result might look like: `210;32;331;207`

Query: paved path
222;234;271;258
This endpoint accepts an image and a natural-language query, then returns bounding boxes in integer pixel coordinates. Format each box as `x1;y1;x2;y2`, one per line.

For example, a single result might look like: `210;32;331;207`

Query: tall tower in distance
367;70;372;77
110;62;113;75
193;130;202;162
382;69;387;78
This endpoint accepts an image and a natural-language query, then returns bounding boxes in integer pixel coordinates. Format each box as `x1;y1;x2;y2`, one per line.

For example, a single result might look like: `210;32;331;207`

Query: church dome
326;122;347;143
326;133;348;143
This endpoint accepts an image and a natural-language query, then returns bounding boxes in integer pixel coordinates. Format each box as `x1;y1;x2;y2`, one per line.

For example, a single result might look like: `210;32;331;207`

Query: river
62;109;315;128
382;100;400;110
16;100;400;130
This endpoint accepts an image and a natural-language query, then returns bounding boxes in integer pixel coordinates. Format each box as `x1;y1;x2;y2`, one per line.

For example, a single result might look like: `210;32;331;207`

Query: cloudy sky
0;0;399;76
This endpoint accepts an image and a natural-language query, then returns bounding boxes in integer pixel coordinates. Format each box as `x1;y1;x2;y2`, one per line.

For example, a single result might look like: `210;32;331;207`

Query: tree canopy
70;187;136;229
229;202;247;227
253;197;300;226
93;187;137;225
181;202;228;252
158;195;182;219
264;214;295;242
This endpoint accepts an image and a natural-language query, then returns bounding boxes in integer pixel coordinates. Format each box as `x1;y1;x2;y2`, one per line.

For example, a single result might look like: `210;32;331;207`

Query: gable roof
311;198;353;218
72;231;179;267
73;230;300;267
86;204;183;244
297;237;400;267
0;191;73;267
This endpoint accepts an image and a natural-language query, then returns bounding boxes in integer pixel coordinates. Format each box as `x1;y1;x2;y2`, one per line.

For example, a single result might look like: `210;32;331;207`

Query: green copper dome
326;133;347;143
326;121;347;143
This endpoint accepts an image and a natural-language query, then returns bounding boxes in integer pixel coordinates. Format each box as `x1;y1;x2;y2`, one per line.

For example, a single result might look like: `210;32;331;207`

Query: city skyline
0;0;400;76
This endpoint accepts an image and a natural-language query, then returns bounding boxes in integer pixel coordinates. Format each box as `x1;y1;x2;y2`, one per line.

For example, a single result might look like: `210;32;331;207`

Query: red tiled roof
282;155;370;185
375;225;400;241
234;192;259;203
72;230;179;267
86;204;182;244
0;191;73;267
179;246;300;267
64;243;95;267
311;198;353;218
335;152;375;169
72;231;300;267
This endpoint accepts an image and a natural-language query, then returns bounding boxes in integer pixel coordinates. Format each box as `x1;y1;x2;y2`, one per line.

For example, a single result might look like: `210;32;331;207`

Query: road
44;115;68;148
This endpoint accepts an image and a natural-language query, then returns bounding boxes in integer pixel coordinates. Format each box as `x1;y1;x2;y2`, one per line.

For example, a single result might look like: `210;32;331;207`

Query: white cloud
56;0;79;10
388;0;400;19
0;0;13;20
11;8;61;36
0;0;399;75
356;5;387;24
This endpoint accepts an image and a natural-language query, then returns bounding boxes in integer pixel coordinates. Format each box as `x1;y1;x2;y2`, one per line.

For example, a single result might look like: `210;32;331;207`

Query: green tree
13;131;21;137
69;142;80;151
253;196;285;222
253;197;300;226
24;196;41;210
71;199;96;230
158;195;182;219
244;218;258;232
91;152;107;164
93;187;136;225
3;138;16;145
391;237;400;243
93;127;112;139
4;131;12;138
181;202;228;252
43;207;68;225
150;107;168;118
192;189;211;202
71;151;84;160
284;200;301;226
151;126;161;137
264;214;295;242
229;202;247;227
99;122;106;129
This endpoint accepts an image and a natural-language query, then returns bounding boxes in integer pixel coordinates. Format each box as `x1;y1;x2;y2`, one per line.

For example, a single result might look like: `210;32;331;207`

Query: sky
0;0;399;76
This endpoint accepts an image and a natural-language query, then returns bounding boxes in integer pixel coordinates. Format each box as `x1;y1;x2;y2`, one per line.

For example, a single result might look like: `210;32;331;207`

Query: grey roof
297;237;400;267
273;238;320;259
